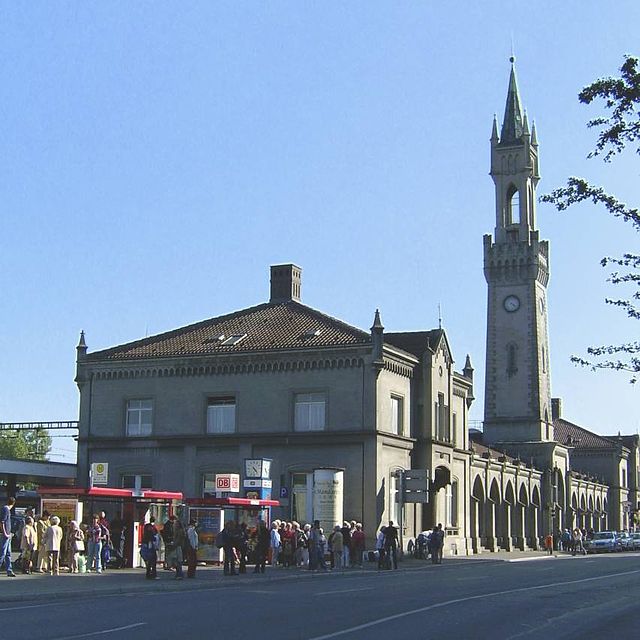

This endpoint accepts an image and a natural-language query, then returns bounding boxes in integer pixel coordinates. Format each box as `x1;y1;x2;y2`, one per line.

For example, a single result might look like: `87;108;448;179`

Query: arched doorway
517;484;529;550
471;475;485;553
502;481;516;551
531;485;541;549
487;479;501;552
429;465;451;528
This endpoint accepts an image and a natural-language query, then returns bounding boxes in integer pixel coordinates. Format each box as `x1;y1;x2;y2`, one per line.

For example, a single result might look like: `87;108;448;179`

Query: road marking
51;623;147;639
306;568;640;640
317;587;374;596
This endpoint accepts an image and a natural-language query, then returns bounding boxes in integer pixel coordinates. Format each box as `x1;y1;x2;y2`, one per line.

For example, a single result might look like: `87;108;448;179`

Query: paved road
3;554;639;639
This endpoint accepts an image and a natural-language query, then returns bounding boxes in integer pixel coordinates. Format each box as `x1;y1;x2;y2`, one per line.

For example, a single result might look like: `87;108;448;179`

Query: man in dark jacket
384;520;399;569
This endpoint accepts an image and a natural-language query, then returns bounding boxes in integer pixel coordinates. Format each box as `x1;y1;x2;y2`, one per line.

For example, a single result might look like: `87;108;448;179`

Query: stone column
503;503;512;551
516;503;526;550
486;501;497;552
531;506;539;549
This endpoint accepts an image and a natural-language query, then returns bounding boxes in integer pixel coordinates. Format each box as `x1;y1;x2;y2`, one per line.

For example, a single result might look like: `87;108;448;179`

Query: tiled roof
553;418;616;450
384;330;444;358
87;301;371;361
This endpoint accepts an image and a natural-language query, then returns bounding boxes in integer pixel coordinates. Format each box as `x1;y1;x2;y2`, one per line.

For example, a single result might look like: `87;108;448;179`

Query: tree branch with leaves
541;55;640;382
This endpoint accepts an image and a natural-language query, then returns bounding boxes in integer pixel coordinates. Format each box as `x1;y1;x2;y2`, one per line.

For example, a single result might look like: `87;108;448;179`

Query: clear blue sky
1;2;638;462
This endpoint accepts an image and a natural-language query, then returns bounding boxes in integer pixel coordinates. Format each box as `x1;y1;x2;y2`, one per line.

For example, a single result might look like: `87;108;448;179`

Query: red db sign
215;474;240;492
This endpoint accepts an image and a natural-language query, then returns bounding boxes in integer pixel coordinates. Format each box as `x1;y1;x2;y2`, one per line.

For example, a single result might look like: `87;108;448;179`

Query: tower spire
499;57;524;145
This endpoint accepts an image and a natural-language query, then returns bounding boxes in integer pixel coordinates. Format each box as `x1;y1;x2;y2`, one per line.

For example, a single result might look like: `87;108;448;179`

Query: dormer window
221;334;246;346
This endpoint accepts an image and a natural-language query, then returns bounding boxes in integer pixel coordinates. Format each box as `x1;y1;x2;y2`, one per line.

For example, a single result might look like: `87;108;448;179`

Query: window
291;473;312;523
121;474;152;491
207;397;236;433
452;413;457;447
507;185;520;225
447;480;458;528
507;343;518;378
221;334;246;346
203;473;216;497
294;392;326;431
389;472;399;524
390;395;403;435
622;468;627;488
126;399;152;436
435;393;449;442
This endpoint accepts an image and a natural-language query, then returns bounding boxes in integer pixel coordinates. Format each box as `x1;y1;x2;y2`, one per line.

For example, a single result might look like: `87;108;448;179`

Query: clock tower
483;59;552;445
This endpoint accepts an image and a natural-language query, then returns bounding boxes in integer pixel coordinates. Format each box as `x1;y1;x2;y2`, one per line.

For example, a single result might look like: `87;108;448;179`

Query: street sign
398;469;429;503
91;463;109;485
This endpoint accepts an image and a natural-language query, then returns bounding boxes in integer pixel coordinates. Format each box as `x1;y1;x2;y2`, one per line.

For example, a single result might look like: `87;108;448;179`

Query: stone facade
73;61;639;557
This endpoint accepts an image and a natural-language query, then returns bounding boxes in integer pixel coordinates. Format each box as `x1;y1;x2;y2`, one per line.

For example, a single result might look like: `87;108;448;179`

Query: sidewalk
0;550;559;604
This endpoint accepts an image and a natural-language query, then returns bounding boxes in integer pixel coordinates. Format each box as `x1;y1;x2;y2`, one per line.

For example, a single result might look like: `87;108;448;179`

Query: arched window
507;342;518;378
506;185;520;225
446;479;459;528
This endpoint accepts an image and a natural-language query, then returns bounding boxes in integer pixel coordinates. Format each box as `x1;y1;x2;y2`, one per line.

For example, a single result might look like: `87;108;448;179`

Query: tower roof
499;58;524;146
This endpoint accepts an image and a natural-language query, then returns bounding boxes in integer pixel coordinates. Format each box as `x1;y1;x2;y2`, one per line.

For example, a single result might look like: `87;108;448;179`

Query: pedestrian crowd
0;496;128;578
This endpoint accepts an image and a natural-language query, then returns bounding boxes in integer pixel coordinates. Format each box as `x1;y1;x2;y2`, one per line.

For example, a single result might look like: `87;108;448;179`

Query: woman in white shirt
45;516;63;575
20;516;37;574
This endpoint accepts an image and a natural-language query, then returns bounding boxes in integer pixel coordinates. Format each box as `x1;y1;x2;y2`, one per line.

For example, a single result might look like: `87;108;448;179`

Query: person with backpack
164;516;184;580
294;522;308;567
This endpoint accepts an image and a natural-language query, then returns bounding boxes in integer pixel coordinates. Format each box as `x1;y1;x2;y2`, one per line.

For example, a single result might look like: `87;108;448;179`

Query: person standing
142;517;159;580
99;512;111;571
253;520;270;574
88;514;104;573
35;512;50;572
0;497;16;577
45;516;63;575
351;523;366;567
384;521;399;569
331;525;344;570
376;526;387;569
270;522;281;568
432;524;445;564
340;521;352;568
165;517;185;580
67;521;84;573
186;519;199;578
20;515;37;574
296;523;310;567
544;532;554;556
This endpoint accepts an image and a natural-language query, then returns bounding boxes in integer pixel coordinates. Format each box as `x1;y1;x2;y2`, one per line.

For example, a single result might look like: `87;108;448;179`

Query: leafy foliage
0;428;51;460
541;55;640;382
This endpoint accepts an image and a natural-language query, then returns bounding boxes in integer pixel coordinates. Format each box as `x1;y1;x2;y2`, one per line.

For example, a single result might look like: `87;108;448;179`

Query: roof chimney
551;397;562;420
270;264;302;303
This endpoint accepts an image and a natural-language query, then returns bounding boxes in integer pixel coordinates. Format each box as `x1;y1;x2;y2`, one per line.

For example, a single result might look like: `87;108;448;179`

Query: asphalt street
3;554;639;640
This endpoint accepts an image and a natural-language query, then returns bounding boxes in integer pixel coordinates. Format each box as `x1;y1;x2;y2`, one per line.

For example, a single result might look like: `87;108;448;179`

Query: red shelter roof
38;486;183;501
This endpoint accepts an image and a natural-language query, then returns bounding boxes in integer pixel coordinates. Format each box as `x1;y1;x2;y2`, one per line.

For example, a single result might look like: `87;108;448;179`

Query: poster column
312;468;344;533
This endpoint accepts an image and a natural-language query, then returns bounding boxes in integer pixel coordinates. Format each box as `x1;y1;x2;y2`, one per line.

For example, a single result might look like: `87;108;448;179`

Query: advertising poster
312;468;344;534
189;507;222;563
41;499;80;528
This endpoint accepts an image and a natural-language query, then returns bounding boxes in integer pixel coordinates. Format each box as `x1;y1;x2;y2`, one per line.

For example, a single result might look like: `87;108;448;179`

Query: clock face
262;459;271;478
245;459;262;478
503;295;521;313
